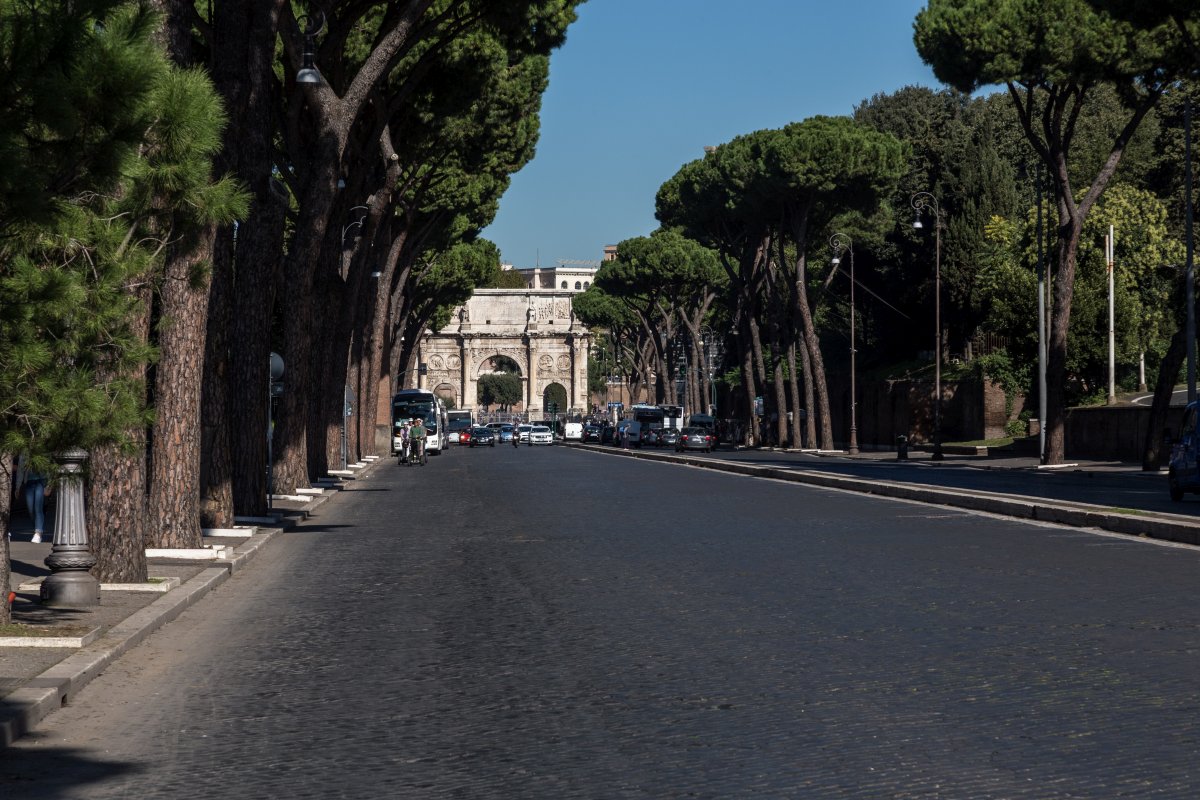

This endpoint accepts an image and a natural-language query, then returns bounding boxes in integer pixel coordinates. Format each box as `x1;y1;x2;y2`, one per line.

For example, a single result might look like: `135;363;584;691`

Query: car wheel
1169;471;1184;502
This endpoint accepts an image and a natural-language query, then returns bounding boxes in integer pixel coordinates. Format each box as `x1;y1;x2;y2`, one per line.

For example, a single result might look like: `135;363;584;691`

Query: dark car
660;429;680;447
676;426;716;453
469;426;496;447
600;425;615;445
1169;400;1200;500
582;424;602;443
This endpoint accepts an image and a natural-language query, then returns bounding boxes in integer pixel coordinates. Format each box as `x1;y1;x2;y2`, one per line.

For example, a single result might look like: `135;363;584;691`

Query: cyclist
409;417;427;465
398;420;410;464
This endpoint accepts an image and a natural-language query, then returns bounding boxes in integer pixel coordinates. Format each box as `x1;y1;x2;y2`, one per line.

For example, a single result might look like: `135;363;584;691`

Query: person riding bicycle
398;421;410;462
409;417;427;463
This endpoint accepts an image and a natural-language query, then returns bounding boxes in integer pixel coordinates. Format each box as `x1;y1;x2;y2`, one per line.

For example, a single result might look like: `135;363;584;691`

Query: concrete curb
571;443;1200;547
1;461;378;747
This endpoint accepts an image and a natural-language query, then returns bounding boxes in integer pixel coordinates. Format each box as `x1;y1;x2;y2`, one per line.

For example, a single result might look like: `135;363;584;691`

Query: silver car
676;426;715;452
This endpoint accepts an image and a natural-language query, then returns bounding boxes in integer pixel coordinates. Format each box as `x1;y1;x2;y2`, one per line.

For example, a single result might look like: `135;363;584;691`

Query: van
564;422;583;441
616;419;642;447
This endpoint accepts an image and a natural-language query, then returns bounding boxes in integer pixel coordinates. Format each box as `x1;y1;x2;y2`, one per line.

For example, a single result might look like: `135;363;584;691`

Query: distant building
500;258;601;292
603;244;618;262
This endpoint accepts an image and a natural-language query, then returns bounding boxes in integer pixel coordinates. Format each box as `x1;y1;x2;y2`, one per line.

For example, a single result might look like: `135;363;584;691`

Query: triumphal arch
413;289;591;416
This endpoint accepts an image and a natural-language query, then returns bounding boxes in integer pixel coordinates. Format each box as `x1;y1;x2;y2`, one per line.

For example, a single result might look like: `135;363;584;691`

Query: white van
564;422;583;441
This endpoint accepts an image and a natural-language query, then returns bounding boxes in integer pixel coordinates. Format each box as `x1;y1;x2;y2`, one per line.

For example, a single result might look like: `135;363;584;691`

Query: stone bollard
897;435;908;461
41;448;100;607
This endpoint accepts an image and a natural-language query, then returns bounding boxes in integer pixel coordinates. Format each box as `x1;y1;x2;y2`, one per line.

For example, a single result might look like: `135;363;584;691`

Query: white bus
391;390;448;455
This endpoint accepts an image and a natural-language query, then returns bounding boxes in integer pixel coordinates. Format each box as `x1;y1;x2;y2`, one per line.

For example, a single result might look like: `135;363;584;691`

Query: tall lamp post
830;233;858;454
700;324;716;416
912;191;945;460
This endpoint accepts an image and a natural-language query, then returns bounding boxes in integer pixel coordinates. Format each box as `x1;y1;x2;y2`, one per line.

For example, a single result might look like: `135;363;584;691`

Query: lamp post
912;191;945;460
700;324;716;416
295;13;325;85
41;449;99;607
830;233;858;454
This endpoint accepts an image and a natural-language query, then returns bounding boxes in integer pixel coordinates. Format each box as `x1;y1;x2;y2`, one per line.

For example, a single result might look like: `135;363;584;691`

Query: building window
575;281;582;290
584;281;590;289
561;280;568;289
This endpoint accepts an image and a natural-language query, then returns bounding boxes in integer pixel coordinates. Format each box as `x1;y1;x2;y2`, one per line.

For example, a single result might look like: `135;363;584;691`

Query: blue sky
481;0;943;268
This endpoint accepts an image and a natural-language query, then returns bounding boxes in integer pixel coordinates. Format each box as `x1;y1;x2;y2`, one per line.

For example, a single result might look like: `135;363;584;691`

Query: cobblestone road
2;446;1200;798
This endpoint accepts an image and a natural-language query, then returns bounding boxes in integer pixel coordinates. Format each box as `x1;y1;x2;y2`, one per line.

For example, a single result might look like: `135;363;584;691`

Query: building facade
407;289;591;416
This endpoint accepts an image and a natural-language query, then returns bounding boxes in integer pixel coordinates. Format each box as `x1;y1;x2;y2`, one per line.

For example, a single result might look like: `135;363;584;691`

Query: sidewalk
1;456;386;747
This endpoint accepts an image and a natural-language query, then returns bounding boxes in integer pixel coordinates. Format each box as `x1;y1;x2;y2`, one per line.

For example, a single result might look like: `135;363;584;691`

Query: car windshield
501;425;513;431
518;425;531;431
532;426;550;433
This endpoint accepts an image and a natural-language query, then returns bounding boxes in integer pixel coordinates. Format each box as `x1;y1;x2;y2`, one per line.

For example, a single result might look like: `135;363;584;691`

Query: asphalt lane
3;445;1200;797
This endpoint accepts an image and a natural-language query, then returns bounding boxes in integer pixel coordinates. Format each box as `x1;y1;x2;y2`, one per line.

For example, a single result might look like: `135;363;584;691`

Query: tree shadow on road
0;700;144;797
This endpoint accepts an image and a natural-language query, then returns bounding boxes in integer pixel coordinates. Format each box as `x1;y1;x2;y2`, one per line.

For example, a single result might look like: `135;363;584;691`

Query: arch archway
433;383;457;409
542;382;568;414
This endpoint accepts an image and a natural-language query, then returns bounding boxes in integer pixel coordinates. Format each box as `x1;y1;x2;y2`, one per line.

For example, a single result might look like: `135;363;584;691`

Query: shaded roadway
5;444;1200;797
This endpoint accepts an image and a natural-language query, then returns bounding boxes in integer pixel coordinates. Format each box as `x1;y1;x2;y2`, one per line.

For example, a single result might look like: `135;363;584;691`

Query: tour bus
630;404;666;445
659;404;684;432
391;389;448;456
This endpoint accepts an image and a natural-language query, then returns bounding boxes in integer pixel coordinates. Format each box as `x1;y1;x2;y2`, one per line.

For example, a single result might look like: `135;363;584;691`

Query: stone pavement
3;443;1198;750
1;456;386;747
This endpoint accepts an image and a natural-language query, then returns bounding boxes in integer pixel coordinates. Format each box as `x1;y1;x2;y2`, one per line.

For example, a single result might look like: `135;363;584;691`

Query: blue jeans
24;478;46;533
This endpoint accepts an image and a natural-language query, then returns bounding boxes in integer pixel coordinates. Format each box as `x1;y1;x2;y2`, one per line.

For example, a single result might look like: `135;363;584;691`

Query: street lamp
830;233;858;455
295;13;325;85
700;324;717;416
912;191;945;461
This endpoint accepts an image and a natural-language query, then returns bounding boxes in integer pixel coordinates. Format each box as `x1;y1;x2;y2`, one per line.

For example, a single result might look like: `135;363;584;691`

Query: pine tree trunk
88;279;150;583
1045;215;1084;464
787;340;803;449
200;225;235;528
798;331;817;448
202;0;285;522
148;235;213;549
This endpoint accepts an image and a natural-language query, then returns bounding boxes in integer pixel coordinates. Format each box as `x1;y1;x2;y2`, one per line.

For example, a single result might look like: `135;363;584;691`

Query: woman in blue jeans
18;455;50;543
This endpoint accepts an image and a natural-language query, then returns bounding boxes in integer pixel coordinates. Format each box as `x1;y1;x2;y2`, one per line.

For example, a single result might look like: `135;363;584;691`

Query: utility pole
1106;226;1116;405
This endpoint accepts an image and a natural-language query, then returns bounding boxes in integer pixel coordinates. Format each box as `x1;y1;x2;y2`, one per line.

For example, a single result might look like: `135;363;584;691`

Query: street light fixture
912;191;945;461
830;233;858;455
295;13;325;85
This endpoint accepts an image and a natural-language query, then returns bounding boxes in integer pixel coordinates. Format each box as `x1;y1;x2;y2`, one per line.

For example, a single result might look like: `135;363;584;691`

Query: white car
527;425;553;445
563;422;583;441
516;424;533;443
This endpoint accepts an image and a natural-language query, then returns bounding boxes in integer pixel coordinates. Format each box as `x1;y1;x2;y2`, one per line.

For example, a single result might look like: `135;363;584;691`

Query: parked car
469;426;496;447
582;424;602;443
660;429;680;447
528;425;554;445
1169;400;1200;500
642;428;661;447
516;423;533;443
564;421;584;441
498;424;516;443
448;418;472;445
676;426;716;452
600;425;615;445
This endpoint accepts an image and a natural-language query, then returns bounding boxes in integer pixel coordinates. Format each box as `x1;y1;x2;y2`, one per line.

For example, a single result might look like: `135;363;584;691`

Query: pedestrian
16;453;50;543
